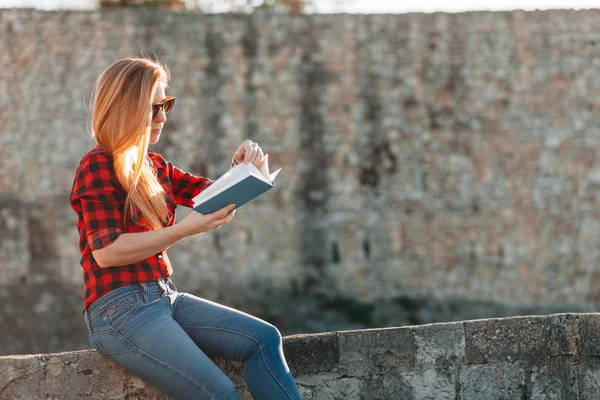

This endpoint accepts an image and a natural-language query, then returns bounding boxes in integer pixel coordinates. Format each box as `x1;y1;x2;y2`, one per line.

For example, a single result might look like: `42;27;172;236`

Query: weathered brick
579;357;600;400
283;332;339;376
578;313;600;358
459;362;525;400
0;354;43;399
413;321;466;368
531;356;578;400
338;327;415;375
465;315;574;364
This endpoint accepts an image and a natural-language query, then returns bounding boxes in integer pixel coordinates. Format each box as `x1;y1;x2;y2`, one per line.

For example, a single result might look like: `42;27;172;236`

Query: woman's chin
150;133;160;144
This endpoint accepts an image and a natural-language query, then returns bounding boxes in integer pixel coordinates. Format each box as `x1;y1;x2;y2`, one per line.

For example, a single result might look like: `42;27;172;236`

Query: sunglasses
152;96;176;119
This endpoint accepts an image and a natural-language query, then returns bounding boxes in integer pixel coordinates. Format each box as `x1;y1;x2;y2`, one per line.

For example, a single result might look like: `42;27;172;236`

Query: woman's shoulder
70;146;117;200
75;145;114;176
79;145;111;163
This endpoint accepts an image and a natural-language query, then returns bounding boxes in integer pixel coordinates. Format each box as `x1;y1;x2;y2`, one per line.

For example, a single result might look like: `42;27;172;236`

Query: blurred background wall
1;7;600;355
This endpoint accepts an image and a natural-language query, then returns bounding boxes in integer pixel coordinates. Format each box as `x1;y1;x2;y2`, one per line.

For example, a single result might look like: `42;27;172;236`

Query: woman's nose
154;110;167;123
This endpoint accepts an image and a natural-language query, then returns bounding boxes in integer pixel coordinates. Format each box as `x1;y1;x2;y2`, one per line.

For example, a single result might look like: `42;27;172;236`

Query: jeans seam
89;318;114;335
88;307;106;321
108;298;144;331
95;341;117;364
106;298;138;317
180;325;294;400
88;288;163;320
110;327;217;400
87;286;142;319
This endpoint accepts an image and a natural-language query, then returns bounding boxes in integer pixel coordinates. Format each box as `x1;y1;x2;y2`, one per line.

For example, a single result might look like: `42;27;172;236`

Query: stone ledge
1;313;599;399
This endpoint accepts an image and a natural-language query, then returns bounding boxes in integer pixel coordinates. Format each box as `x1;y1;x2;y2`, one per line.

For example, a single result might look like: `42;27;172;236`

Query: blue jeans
83;278;302;400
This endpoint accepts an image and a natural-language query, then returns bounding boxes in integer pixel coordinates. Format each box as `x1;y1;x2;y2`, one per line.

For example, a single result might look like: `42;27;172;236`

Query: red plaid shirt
70;145;213;312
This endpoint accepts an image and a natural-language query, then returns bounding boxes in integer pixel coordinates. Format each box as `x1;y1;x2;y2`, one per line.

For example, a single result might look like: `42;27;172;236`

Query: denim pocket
104;294;143;330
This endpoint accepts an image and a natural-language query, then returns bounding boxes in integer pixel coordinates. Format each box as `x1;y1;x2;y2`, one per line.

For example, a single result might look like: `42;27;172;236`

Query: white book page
192;165;247;205
191;155;282;207
256;154;282;183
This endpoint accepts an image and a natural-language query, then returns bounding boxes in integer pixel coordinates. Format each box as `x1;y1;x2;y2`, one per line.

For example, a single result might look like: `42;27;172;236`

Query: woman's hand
233;140;266;168
175;204;236;237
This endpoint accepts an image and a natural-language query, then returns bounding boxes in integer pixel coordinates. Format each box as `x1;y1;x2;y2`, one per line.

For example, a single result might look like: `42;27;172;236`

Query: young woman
70;57;302;400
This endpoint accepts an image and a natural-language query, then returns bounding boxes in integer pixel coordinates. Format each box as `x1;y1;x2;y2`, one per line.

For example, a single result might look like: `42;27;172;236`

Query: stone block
0;354;43;399
362;373;417;400
465;315;573;364
547;314;579;357
578;313;600;358
39;350;126;399
283;332;339;376
459;362;525;400
337;327;415;375
579;357;600;400
298;375;366;400
370;368;456;400
413;321;466;368
531;356;578;400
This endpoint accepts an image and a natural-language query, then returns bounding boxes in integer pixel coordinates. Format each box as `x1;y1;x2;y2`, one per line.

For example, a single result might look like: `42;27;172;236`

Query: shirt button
157;253;163;259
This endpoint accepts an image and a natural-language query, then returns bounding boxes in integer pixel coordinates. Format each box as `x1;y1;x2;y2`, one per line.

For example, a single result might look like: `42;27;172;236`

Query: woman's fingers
224;209;236;223
244;141;254;164
253;147;264;165
212;209;236;229
248;144;255;163
248;143;258;164
210;204;235;220
236;140;265;166
248;143;264;165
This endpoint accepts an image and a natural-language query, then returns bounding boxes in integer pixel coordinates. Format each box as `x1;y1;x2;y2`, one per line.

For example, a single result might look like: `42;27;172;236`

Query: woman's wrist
231;155;238;168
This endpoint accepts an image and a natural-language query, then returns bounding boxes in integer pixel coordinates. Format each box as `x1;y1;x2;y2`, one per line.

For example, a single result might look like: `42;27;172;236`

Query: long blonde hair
91;57;170;231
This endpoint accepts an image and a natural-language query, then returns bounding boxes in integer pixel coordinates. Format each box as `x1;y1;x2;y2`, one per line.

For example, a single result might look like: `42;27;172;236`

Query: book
191;155;282;215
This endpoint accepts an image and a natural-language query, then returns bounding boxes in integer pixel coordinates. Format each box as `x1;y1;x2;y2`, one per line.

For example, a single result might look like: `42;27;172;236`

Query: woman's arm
92;224;185;268
92;203;236;268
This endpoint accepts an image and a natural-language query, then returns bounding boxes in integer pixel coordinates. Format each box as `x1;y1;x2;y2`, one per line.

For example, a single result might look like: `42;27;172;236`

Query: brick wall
1;8;600;355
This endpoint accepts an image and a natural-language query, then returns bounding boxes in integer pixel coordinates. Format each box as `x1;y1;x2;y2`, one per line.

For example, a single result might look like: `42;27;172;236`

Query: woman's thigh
87;291;239;400
171;292;284;363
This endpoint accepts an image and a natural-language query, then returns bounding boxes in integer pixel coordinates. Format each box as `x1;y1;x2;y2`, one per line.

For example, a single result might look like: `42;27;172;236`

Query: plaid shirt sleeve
168;161;214;208
146;152;213;208
70;152;124;251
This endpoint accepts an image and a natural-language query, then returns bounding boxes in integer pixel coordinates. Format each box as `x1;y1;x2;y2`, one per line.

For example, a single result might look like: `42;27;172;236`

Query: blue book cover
192;160;281;215
193;176;274;214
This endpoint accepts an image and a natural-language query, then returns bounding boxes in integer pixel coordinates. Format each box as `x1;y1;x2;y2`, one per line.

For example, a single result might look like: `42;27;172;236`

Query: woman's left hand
233;140;266;167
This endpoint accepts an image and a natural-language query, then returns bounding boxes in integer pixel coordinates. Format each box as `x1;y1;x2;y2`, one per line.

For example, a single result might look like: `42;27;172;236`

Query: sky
0;0;599;13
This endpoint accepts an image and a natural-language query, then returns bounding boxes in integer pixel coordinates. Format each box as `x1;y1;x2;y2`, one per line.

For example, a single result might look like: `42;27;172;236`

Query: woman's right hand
176;204;236;237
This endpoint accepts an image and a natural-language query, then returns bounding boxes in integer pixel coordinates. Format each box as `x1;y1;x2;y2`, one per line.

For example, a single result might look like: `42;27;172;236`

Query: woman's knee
254;322;283;349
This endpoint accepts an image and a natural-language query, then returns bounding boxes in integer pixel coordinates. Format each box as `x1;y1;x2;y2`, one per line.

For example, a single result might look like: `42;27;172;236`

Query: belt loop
140;282;149;302
157;278;167;298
